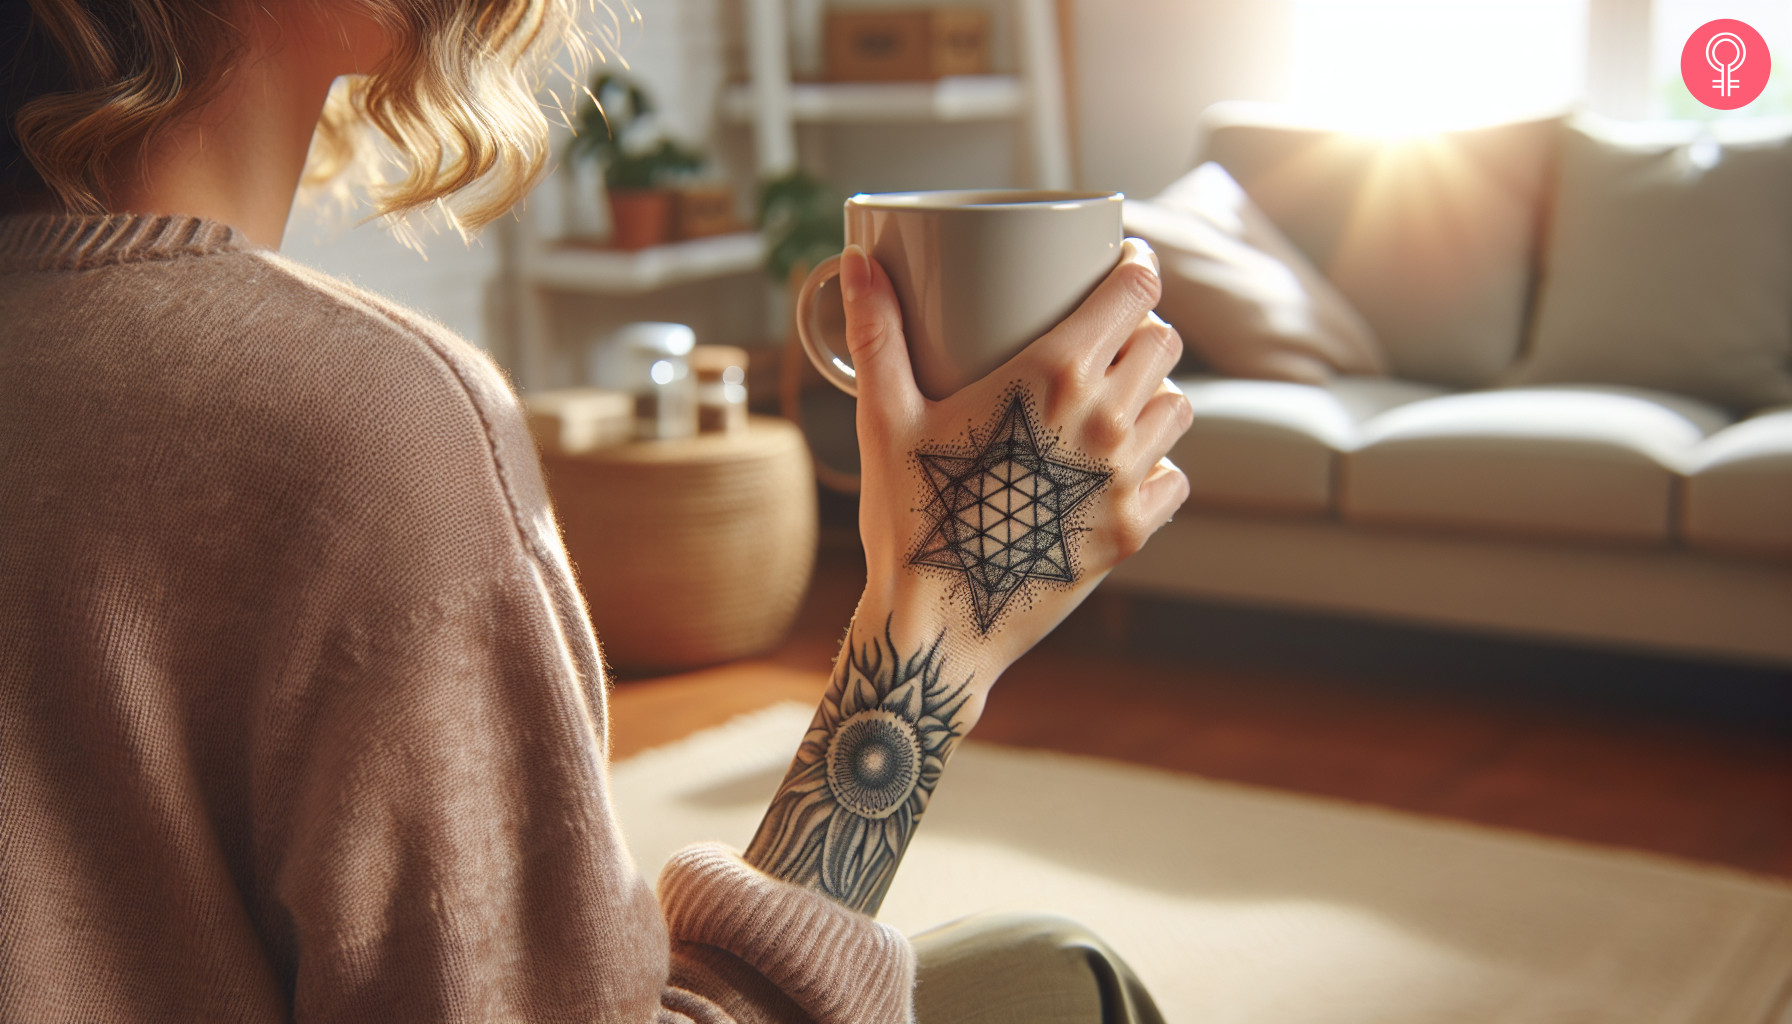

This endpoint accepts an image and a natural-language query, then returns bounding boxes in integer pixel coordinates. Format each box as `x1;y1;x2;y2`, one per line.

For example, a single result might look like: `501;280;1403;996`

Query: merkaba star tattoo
909;392;1110;633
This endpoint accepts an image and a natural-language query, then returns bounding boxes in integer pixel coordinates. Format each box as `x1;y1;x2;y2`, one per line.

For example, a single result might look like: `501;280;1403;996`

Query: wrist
747;582;990;913
855;574;1013;698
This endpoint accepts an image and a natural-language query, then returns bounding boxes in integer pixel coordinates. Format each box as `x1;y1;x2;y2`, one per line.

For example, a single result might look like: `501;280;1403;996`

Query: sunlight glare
1292;1;1586;134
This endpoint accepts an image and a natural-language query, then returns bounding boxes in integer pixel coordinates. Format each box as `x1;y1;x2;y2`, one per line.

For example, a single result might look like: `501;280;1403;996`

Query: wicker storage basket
542;416;818;673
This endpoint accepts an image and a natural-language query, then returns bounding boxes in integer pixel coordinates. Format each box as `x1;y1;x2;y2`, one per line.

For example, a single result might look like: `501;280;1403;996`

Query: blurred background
281;0;1792;362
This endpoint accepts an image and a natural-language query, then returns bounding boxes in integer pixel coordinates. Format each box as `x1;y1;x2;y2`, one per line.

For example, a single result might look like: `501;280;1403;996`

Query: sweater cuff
658;842;916;1024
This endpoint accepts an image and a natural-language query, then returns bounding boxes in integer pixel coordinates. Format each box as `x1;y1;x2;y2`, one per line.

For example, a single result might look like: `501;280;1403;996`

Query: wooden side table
541;416;818;674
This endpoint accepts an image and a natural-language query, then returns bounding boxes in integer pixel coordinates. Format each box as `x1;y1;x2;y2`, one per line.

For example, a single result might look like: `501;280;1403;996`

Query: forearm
743;592;998;915
744;238;1188;916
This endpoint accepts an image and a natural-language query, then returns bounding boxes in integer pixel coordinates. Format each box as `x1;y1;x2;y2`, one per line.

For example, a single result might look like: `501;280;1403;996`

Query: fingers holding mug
1104;311;1184;421
1136;456;1192;537
1084;377;1191;567
839;246;923;426
1127;379;1193;482
1035;237;1163;385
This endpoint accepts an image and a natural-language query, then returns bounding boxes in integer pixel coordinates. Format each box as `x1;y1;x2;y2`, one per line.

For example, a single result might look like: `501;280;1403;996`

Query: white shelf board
521;232;764;294
721;75;1027;124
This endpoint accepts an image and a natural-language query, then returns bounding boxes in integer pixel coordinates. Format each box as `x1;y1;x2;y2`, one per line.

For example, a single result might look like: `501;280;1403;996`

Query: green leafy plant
569;73;705;191
758;169;844;281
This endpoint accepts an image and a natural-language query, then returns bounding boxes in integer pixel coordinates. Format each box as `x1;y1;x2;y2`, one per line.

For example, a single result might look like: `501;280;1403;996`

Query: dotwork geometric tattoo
909;392;1111;633
745;618;972;915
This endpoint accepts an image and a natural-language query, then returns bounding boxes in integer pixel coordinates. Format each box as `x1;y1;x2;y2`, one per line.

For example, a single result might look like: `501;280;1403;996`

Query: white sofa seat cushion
1342;386;1731;543
1171;376;1445;515
1683;407;1792;556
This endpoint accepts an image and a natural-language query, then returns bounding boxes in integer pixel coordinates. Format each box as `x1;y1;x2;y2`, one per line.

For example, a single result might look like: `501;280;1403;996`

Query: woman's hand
844;237;1193;685
743;239;1191;915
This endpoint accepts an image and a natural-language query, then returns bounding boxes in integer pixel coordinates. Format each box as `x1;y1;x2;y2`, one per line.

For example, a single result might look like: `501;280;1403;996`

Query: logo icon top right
1682;19;1770;110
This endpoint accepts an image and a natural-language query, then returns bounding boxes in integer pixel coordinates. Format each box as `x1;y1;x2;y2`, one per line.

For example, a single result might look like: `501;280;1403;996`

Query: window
1291;0;1588;132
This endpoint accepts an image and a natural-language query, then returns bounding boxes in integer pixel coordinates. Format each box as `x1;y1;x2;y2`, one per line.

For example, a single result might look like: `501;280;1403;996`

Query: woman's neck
108;11;368;250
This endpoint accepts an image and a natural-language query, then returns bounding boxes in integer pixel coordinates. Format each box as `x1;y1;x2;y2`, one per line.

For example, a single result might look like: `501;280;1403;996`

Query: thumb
841;244;922;421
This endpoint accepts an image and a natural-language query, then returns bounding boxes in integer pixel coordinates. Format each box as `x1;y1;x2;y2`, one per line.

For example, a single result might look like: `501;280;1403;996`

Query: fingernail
1124;237;1160;276
1148;311;1171;330
1161;375;1183;395
1159;455;1181;474
841;245;869;303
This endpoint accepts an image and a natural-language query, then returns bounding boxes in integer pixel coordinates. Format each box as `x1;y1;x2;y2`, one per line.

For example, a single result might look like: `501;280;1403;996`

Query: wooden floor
609;540;1792;880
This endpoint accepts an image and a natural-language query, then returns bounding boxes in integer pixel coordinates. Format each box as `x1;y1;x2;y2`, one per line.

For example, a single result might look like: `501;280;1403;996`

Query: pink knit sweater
0;213;914;1023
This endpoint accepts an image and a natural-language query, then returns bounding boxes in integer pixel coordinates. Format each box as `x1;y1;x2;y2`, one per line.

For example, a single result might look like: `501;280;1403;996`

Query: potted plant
758;169;844;284
570;74;705;249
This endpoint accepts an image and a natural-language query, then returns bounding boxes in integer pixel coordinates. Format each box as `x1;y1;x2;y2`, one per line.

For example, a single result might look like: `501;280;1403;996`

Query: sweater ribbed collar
0;212;248;273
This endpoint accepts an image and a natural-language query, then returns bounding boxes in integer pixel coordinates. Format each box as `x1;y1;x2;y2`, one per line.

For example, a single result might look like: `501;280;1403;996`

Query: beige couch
1108;105;1792;668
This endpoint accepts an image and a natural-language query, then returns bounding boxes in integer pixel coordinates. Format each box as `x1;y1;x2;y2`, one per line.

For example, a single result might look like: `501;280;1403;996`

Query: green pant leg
911;913;1166;1024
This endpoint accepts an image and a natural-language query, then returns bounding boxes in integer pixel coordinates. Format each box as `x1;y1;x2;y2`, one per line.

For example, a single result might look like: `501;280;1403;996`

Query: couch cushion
1171;376;1445;515
1508;117;1792;412
1197;104;1561;389
1125;163;1386;385
1683;407;1792;556
1342;386;1730;543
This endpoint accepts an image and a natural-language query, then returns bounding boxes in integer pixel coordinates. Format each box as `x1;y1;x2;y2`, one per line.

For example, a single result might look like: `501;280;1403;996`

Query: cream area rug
610;703;1792;1023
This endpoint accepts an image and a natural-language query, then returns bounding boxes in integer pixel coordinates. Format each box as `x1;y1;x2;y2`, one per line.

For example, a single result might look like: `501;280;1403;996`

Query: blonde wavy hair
2;0;594;231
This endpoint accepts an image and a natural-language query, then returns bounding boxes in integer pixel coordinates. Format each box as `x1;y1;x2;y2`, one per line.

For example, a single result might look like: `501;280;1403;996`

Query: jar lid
612;321;695;356
690;344;750;381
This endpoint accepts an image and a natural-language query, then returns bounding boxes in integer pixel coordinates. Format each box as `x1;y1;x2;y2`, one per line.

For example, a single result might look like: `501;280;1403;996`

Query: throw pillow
1197;107;1562;389
1509;117;1792;413
1125;162;1387;385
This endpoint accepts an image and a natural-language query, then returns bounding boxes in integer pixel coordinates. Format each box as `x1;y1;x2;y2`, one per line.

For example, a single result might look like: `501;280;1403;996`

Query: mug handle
794;254;859;397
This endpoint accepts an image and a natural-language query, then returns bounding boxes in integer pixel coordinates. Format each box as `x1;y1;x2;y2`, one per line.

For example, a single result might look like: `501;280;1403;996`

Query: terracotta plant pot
606;188;674;249
672;184;738;240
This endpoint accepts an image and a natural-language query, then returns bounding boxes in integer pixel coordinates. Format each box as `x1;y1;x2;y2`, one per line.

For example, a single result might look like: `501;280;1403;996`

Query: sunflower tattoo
745;618;972;915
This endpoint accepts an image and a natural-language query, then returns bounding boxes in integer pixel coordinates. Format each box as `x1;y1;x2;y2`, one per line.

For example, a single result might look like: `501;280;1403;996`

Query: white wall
1069;0;1294;198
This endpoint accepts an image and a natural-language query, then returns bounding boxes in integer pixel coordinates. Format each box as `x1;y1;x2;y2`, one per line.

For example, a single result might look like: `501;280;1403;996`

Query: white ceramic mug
795;190;1124;400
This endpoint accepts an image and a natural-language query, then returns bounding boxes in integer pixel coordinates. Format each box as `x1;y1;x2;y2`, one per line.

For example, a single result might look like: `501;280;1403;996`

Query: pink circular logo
1681;20;1770;110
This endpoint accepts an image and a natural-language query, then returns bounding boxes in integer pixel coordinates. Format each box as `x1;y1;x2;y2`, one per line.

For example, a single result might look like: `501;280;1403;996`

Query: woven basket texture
543;416;818;673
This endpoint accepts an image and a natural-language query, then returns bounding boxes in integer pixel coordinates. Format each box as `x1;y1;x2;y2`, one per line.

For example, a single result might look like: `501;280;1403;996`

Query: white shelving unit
739;0;1072;186
506;219;769;390
718;75;1029;123
501;0;1072;390
521;233;764;293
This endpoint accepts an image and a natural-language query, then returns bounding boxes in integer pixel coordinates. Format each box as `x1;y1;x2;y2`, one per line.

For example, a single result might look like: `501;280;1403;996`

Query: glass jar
691;345;749;434
613;322;697;441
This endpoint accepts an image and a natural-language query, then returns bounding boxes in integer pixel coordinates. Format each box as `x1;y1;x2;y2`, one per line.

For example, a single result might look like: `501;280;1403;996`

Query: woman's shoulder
220;247;516;419
3;219;555;560
94;244;558;561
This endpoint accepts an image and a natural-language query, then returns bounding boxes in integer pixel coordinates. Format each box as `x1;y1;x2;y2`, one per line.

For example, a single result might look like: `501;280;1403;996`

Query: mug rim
846;189;1122;211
